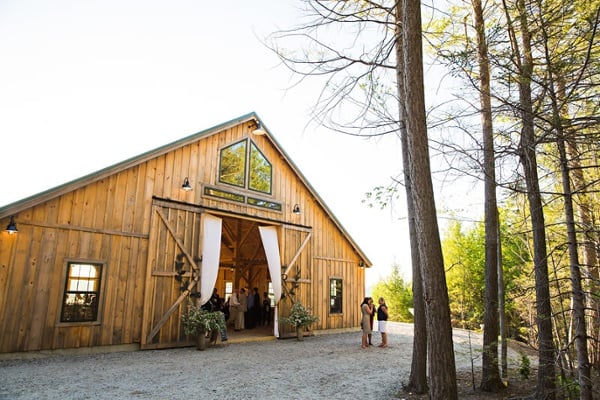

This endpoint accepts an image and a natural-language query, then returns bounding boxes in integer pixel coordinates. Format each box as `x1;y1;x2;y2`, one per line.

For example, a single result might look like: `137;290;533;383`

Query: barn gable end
0;113;371;353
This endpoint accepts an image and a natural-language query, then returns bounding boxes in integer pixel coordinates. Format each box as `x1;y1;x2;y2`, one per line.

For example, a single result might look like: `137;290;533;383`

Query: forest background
268;0;600;399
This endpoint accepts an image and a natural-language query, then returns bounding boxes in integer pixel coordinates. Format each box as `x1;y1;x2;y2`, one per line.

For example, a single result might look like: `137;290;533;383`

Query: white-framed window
224;281;233;302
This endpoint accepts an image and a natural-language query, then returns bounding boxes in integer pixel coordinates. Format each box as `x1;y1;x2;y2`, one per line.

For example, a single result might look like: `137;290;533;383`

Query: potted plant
181;304;226;350
280;302;319;341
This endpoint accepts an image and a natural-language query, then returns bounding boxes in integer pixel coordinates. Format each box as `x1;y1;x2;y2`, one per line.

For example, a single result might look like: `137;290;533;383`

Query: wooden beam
283;231;312;276
145;280;196;344
151;271;192;277
238;221;257;246
155;208;200;273
15;220;148;239
313;255;360;264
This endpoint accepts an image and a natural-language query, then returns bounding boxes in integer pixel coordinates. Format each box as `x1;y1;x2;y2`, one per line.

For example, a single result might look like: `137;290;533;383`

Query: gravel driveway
0;323;522;400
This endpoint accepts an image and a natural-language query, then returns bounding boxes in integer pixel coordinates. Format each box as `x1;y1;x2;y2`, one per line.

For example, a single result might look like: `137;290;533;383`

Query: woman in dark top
376;297;389;348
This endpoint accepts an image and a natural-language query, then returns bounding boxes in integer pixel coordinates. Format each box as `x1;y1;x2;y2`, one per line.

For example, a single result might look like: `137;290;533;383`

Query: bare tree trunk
513;0;556;396
497;223;508;378
395;2;427;394
471;0;504;392
568;139;600;371
402;0;457;398
560;72;599;372
553;99;592;400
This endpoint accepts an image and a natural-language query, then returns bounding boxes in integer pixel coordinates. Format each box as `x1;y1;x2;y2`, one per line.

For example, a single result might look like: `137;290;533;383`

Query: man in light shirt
230;288;241;331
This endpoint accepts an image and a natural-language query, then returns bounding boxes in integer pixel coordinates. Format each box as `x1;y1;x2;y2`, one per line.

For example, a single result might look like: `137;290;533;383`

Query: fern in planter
181;305;226;336
280;302;319;329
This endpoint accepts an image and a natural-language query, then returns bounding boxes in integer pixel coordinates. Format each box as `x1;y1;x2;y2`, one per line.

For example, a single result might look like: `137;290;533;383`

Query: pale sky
0;1;476;290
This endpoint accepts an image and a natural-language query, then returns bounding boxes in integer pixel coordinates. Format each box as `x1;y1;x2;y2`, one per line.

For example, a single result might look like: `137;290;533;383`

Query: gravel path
0;323;522;400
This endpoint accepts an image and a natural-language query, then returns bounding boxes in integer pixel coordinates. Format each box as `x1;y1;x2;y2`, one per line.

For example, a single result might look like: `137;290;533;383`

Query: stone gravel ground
0;323;526;400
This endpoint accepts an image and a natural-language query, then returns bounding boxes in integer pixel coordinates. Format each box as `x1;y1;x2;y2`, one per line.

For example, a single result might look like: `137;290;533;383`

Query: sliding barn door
277;224;313;337
140;200;221;349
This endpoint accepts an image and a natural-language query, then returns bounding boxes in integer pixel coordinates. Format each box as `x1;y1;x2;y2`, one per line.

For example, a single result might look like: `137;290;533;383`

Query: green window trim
247;196;282;211
204;186;246;203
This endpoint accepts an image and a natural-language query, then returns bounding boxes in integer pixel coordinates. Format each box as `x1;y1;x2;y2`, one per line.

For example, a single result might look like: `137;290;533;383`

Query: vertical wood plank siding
0;122;366;353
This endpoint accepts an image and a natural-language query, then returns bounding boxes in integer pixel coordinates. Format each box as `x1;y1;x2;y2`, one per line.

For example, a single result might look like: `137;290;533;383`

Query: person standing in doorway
250;287;260;329
377;297;389;348
238;288;247;330
262;292;271;325
246;287;255;329
230;288;241;331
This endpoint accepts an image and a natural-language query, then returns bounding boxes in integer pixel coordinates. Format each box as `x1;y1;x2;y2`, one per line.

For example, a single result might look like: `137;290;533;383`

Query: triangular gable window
219;140;247;188
219;139;272;195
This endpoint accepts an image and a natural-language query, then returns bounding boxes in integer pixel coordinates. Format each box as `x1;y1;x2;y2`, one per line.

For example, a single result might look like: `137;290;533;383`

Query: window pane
61;262;102;323
268;282;274;306
248;143;272;194
246;197;281;211
219;141;247;187
68;279;97;291
204;186;245;203
329;278;342;314
225;281;233;302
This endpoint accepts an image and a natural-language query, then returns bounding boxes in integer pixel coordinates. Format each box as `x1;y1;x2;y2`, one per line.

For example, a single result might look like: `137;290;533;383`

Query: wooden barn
0;113;371;354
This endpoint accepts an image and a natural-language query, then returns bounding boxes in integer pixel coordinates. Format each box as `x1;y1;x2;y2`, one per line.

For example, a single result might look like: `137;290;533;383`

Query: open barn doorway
141;202;279;349
141;200;302;349
216;215;276;340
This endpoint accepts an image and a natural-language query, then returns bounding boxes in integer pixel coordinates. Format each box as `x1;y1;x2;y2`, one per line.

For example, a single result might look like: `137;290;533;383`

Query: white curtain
259;225;282;337
199;214;222;306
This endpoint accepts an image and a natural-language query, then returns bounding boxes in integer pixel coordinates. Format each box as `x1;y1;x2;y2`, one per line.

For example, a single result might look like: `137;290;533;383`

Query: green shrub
518;352;531;380
181;305;225;335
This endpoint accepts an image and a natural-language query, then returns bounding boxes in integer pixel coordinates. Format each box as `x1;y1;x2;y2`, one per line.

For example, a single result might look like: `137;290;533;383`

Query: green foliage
181;305;226;336
557;374;580;398
371;264;414;323
442;220;485;329
518;352;531;380
362;185;400;210
280;302;319;328
219;140;246;187
248;143;272;194
441;211;531;334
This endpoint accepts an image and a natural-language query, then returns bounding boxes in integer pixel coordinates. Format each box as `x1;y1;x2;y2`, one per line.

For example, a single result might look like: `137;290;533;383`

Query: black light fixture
292;204;301;214
251;120;266;136
359;261;365;268
5;216;18;234
181;177;193;191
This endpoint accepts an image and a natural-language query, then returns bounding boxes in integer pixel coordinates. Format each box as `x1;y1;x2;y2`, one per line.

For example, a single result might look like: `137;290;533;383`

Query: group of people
227;287;272;331
203;289;387;348
360;296;388;349
201;287;274;342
